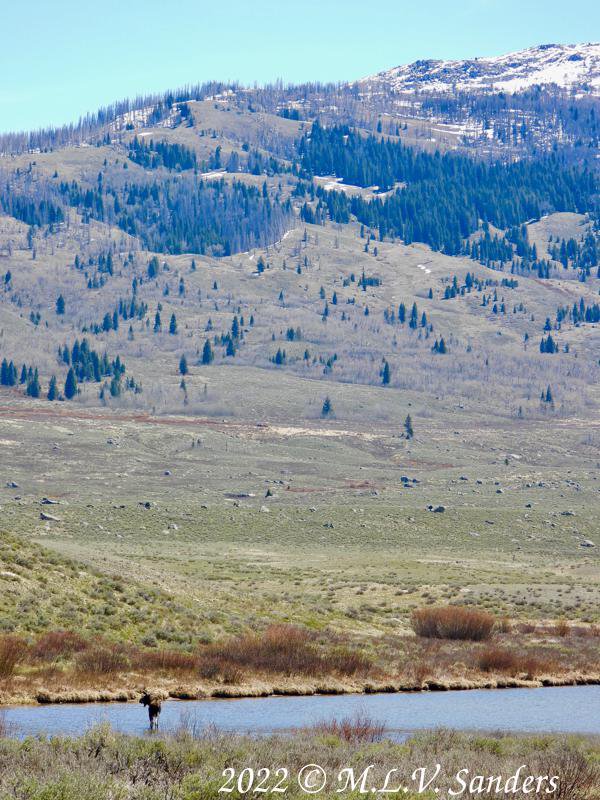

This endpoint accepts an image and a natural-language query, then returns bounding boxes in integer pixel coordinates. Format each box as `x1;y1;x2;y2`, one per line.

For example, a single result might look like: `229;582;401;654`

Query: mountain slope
362;43;600;95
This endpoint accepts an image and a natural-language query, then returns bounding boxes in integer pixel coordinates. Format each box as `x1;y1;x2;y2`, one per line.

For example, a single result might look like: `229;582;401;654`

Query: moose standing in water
139;690;164;730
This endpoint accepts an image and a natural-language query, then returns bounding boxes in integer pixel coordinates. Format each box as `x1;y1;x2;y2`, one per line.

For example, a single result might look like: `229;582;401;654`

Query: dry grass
411;606;495;642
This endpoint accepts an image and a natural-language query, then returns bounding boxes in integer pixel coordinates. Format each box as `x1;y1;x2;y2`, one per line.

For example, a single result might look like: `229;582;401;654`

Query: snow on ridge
360;43;600;95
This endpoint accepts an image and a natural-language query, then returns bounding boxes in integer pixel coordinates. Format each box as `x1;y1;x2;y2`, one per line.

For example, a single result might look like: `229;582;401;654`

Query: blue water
2;685;599;739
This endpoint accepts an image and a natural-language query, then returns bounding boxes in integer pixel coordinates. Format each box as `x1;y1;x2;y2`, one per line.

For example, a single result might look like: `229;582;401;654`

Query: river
2;685;599;739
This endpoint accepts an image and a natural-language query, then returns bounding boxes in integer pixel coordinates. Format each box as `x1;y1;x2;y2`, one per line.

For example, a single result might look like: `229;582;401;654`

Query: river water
2;685;599;739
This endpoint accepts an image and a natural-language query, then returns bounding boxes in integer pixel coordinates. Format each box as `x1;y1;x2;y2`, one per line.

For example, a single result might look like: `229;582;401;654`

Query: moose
139;690;164;730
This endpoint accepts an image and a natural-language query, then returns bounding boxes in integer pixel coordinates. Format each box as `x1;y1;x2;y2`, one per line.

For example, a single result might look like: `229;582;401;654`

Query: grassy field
0;392;599;703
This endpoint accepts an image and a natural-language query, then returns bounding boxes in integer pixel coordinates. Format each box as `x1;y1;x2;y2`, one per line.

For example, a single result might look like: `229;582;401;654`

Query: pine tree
321;396;333;417
169;313;177;335
404;414;414;439
179;354;188;375
147;256;160;279
56;294;65;315
382;360;391;385
26;369;41;398
64;368;78;400
201;339;214;365
47;375;58;401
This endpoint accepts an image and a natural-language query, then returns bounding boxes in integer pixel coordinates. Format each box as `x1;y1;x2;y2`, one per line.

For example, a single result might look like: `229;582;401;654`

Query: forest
300;123;598;254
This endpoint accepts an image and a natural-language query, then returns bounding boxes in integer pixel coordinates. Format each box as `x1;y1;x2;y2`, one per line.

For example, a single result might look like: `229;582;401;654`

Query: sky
1;0;599;133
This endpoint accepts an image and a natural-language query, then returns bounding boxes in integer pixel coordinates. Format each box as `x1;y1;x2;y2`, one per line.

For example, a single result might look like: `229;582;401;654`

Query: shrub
76;645;129;675
478;647;555;679
0;635;28;680
478;647;519;674
314;713;385;743
32;630;88;662
131;648;198;673
411;606;494;641
200;625;371;679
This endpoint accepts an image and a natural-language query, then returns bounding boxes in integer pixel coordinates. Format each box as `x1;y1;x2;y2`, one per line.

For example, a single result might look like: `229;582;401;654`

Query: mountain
361;43;600;95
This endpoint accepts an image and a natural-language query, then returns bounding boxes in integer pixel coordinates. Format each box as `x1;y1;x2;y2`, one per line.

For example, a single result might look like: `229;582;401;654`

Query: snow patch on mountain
361;43;600;95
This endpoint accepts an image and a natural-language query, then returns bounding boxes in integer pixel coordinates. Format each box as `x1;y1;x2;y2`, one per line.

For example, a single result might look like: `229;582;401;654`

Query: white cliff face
360;43;600;95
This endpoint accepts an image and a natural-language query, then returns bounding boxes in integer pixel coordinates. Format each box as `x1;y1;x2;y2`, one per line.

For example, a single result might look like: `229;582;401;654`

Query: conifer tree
201;339;214;365
321;396;333;417
47;375;58;401
382;360;391;385
64;367;78;400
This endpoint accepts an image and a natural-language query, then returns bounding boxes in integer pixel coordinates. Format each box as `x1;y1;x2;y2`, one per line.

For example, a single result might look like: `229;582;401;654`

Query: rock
580;540;595;548
200;504;208;509
496;488;504;494
5;481;18;488
476;479;483;485
259;505;270;513
40;512;60;522
323;522;334;528
432;505;446;513
164;470;172;476
309;507;317;512
41;498;60;505
560;511;575;516
459;476;468;481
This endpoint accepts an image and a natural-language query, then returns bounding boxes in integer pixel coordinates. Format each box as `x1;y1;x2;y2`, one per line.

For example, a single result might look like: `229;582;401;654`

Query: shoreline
2;672;599;708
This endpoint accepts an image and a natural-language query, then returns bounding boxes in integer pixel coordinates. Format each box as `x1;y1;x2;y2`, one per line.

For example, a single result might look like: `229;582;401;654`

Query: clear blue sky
1;0;599;133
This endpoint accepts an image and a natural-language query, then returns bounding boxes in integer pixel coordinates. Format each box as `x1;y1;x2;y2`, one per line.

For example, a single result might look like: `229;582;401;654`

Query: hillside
0;47;598;694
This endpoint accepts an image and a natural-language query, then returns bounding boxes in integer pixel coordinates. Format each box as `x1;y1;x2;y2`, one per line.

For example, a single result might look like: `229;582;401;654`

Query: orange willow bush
411;606;495;641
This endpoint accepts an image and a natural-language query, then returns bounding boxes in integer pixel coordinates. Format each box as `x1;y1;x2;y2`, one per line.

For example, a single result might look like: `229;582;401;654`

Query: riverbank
2;670;600;707
1;617;599;707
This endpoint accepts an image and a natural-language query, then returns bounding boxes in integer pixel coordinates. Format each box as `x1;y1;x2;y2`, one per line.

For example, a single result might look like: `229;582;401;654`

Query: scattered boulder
580;540;595;548
259;505;270;513
41;498;60;505
5;481;18;489
40;512;60;522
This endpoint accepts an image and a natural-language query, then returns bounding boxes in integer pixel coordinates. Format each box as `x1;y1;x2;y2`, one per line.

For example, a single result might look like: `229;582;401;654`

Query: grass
0;725;597;799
